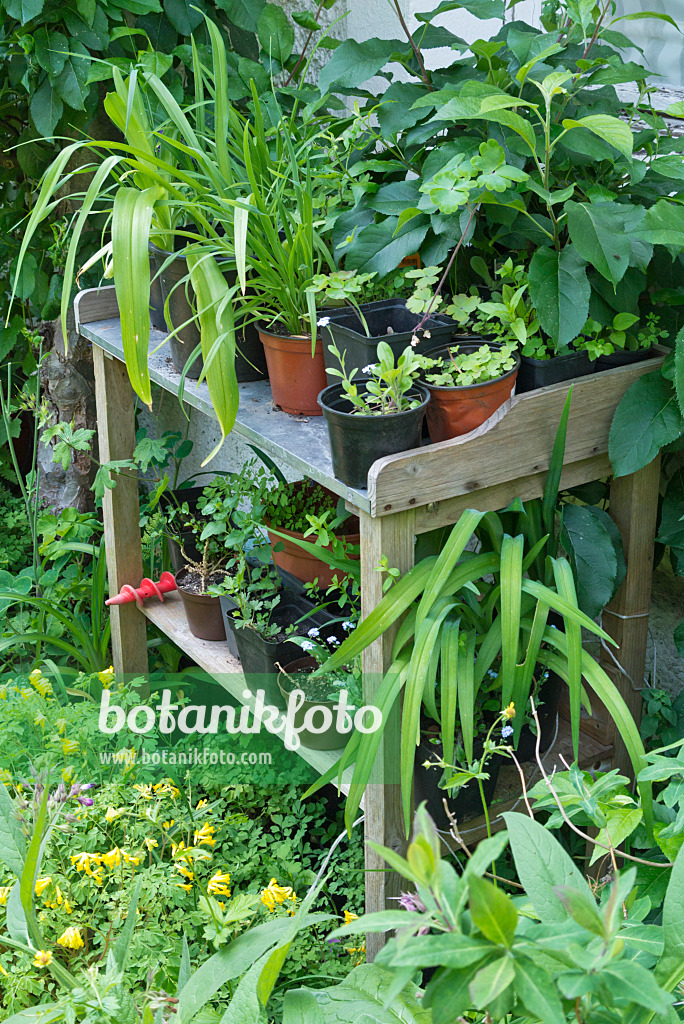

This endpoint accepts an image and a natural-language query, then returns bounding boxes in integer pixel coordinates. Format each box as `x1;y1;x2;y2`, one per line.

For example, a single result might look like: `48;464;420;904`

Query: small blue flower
501;724;514;739
342;620;354;632
307;627;320;638
300;640;315;651
327;635;340;646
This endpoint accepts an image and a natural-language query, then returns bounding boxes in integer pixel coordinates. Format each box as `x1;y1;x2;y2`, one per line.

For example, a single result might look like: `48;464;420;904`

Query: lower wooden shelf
142;592;353;789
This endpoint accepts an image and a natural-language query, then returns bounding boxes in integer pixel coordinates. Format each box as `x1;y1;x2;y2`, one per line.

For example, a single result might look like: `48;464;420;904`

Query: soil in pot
516;346;594;393
415;735;503;831
259;327;328;416
150;237;267;382
319;382;430;489
176;567;226;641
512;669;563;763
278;656;351;750
422;341;520;443
321;299;454;383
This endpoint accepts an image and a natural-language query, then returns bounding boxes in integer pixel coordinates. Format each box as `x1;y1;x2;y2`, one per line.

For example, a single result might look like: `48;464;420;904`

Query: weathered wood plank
93;346;149;684
75;286;119;329
369;354;664;517
360;509;415;961
600;458;661;777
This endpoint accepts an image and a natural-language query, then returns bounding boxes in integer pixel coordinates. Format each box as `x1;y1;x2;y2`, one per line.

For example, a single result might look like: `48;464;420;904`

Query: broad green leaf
562;114;634;160
565;201;635;286
469;956;514;1010
503;812;596;922
602;961;671;1014
554;885;605;936
283;963;431;1024
384;932;492;968
561;505;623;619
528;245;590;349
318;37;403;94
468;875;517;947
54;44;91;110
214;0;265;32
4;0;44;22
656;842;684;994
30;79;64;137
638;200;684;247
609;372;683;478
514;957;565;1024
414;0;504;21
164;0;205;34
590;807;643;865
10;253;37;302
345;215;430;278
257;4;294;63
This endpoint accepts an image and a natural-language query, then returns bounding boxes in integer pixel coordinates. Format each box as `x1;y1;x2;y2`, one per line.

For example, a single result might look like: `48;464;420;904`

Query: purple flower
393;891;427;913
78;797;94;807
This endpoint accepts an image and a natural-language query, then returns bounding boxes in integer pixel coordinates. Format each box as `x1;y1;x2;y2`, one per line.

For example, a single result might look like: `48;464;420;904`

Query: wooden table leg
601;457;661;778
360;508;415;961
93;346;148;685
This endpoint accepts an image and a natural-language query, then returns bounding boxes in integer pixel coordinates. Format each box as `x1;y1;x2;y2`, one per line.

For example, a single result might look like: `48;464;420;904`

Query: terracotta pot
423;342;520;443
258;327;328;416
278;657;350;750
267;521;360;589
176;568;226;641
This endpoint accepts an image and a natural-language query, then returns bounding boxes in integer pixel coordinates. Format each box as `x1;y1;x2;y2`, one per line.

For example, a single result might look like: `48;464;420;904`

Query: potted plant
277;634;362;750
580;312;668;370
256;476;360;588
310;269;454;382
418;342;520;442
318;341;430;488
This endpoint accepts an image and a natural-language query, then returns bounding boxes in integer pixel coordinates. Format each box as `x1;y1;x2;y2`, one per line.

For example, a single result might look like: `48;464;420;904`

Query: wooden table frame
78;288;662;958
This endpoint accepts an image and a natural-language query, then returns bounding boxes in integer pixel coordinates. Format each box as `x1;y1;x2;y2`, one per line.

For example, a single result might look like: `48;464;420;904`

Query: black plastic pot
318;382;430;489
219;595;240;660
512;669;564;763
516;347;594;393
149;248;166;331
597;347;654;371
415;739;504;831
149;239;267;382
321;299;454;381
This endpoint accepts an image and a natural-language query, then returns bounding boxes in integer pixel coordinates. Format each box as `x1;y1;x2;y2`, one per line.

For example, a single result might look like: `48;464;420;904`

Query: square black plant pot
516;348;595;393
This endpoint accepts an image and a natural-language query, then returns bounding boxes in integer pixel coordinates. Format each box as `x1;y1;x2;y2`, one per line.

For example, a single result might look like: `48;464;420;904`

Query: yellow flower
55;718;66;735
20;688;32;700
34;877;51;897
162;820;175;830
101;848;122;869
34;713;46;728
208;871;232;898
503;702;516;720
70;852;102;877
344;910;358;925
193;823;217;847
176;865;194;881
65;901;73;915
105;807;125;823
122;851;140;867
0;962;7;976
0;886;12;906
176;882;193;892
29;669;51;697
133;784;154;800
196;799;208;810
33;950;52;968
172;841;193;862
98;666;115;688
57;927;84;950
144;838;158;851
153;781;179;799
61;738;79;755
260;878;295;912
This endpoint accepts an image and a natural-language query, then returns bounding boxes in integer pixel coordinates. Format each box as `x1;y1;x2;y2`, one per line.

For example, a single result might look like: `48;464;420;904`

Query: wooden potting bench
77;286;663;956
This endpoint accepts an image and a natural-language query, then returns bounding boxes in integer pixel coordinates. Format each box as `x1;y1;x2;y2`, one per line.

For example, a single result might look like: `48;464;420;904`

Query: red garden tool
105;572;177;609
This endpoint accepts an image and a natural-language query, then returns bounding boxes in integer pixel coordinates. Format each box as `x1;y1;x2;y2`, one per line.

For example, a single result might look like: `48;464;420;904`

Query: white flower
300;640;315;651
317;316;331;327
342;621;354;632
307;627;320;638
361;363;376;374
327;635;340;646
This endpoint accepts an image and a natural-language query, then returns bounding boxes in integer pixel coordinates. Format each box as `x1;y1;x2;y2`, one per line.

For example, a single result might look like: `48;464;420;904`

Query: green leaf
561;505;622;619
656;842;684;994
54;44;91;110
214;0;265;32
528;245;590;348
590;807;643;866
514;957;565;1024
565;201;636;286
638;200;684;247
562;114;634;160
414;0;504;20
468;875;517;947
609;372;683;478
113;878;143;971
292;11;320;30
283;963;430;1024
318;37;403;93
33;28;68;75
30;79;64;137
602;961;671;1014
503;812;596;922
469;957;514;1010
4;0;43;22
345;216;430;278
258;4;294;63
10;254;37;301
164;0;205;34
385;933;492;969
554;885;605;936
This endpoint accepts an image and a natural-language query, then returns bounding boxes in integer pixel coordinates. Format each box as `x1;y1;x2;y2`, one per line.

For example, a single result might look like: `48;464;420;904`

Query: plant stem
583;0;612;59
413;203;480;333
283;0;328;87
390;0;433;91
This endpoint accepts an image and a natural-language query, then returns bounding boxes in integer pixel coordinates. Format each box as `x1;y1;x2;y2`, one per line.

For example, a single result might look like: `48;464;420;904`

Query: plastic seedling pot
516;347;594;393
319;382;430;489
258;327;327;416
278;657;349;750
596;347;654;371
176;568;226;641
321;300;455;382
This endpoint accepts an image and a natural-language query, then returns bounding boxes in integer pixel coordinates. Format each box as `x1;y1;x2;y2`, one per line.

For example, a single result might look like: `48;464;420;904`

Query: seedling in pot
326;340;425;415
419;343;518;387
